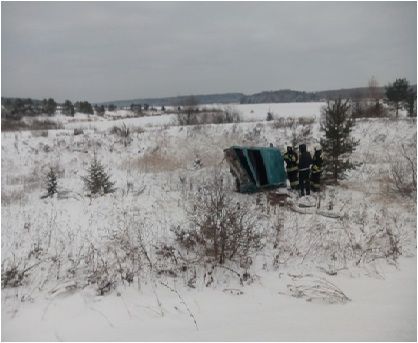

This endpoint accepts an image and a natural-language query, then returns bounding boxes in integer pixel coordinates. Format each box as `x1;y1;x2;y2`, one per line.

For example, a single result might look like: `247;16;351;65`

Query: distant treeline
2;97;59;118
240;89;319;103
3;82;416;118
0;97;103;119
100;86;417;107
101;93;244;108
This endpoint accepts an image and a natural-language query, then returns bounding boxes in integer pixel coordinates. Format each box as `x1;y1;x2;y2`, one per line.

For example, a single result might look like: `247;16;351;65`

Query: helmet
314;145;322;154
299;144;306;153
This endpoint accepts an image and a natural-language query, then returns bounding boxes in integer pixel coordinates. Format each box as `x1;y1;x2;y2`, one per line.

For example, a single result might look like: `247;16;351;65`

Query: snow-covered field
23;102;325;132
1;103;416;341
206;102;325;121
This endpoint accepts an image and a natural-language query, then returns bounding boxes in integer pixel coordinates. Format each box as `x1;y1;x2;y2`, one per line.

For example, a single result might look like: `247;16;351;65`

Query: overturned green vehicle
224;146;287;193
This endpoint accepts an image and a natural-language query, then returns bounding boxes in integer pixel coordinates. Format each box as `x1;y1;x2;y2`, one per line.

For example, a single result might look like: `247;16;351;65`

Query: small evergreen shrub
41;167;58;199
82;157;115;196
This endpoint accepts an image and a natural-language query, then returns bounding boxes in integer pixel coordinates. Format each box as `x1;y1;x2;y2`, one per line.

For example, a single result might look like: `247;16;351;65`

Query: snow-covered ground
1;103;416;341
2;257;416;341
204;102;325;121
21;102;325;132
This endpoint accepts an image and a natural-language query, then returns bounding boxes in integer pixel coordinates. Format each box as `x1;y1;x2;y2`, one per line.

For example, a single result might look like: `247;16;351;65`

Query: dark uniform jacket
283;149;298;172
311;151;323;174
298;144;312;171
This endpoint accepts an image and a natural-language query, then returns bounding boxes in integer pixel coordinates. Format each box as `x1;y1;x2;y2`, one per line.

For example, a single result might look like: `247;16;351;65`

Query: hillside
4;85;416;109
240;89;319;103
100;86;412;106
100;92;245;107
2;103;416;340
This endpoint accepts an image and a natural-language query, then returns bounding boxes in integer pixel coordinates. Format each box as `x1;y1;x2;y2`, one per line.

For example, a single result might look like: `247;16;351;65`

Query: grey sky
2;1;416;103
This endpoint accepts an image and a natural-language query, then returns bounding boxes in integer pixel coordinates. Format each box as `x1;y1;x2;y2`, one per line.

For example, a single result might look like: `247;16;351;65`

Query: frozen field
1;103;416;341
25;102;326;132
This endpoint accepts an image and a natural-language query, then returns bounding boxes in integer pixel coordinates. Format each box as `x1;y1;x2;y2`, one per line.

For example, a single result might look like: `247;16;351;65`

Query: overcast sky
2;2;416;103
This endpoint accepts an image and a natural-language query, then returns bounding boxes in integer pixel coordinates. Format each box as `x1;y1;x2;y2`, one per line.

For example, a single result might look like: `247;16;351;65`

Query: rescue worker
283;146;299;190
298;144;312;196
310;147;323;192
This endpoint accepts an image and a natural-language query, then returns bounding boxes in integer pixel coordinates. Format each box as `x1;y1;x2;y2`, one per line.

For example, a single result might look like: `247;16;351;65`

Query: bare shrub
1;264;26;288
1;188;28;206
291;124;313;148
353;103;388;118
1;118;63;132
130;126;145;134
31;130;49;138
109;122;132;147
271;117;314;130
3;166;45;202
274;202;404;273
122;151;183;172
1;206;154;295
84;223;151;295
243;125;263;143
180;171;264;265
286;276;350;304
354;210;403;266
297;117;315;126
171;226;205;253
1;119;31;131
73;128;84;135
177;106;241;126
387;143;417;198
1;259;45;289
177;112;197;126
295;220;356;272
222;106;241;123
177;96;199;126
272;117;294;129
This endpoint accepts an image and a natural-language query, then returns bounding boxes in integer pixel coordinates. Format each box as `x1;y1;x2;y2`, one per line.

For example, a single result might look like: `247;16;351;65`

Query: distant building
55;105;63;115
131;104;142;112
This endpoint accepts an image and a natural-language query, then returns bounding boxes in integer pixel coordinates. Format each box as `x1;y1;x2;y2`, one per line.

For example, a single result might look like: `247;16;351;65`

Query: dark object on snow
283;146;299;190
298;144;312;196
310;148;323;192
267;189;290;207
224;146;287;193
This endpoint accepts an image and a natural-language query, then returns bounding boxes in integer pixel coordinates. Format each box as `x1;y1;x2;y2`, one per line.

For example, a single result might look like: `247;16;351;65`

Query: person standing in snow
283;146;299;190
298;144;312;196
310;147;323;192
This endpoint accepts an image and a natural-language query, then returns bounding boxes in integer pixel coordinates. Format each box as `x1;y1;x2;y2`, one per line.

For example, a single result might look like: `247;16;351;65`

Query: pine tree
320;99;359;183
42;98;57;115
45;167;58;197
63;100;75;116
386;78;409;117
95;105;105;116
82;157;115;196
405;87;416;117
75;101;94;115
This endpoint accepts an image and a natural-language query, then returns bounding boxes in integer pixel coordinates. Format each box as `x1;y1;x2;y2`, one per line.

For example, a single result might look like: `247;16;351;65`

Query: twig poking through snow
160;281;199;330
